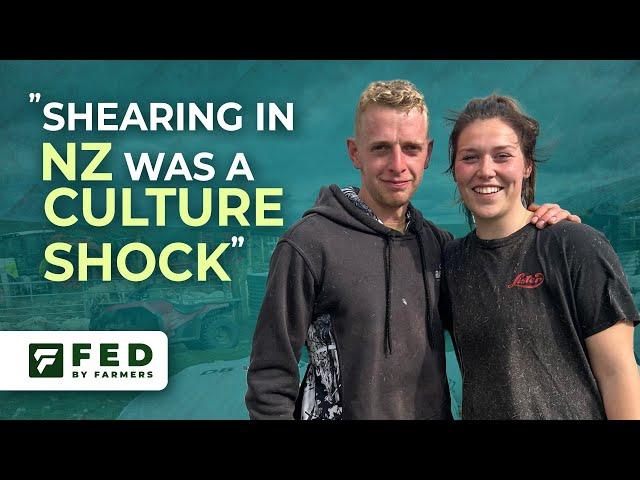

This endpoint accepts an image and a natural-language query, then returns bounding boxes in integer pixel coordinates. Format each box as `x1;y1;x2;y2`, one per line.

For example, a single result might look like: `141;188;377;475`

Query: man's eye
372;145;389;151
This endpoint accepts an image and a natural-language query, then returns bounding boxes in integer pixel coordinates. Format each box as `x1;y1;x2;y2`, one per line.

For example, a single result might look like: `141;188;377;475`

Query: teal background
0;60;638;419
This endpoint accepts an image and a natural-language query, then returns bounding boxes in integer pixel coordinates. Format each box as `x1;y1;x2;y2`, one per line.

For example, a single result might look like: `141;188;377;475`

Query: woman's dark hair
446;94;540;228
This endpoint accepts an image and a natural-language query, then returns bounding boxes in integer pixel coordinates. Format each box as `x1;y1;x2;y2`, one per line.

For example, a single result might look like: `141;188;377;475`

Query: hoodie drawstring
383;236;392;356
383;230;434;355
416;230;435;350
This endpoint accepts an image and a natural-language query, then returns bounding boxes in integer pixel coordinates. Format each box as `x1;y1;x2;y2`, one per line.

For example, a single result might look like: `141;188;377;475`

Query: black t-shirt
441;221;639;420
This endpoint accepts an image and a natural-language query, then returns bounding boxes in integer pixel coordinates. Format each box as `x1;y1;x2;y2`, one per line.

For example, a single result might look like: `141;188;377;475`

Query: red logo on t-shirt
507;272;544;289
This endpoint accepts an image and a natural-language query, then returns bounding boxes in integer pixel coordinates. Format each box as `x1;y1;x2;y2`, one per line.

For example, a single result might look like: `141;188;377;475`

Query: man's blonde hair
355;80;429;135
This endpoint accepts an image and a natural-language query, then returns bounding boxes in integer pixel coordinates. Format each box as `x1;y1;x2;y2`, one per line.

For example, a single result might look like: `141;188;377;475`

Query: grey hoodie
246;184;453;419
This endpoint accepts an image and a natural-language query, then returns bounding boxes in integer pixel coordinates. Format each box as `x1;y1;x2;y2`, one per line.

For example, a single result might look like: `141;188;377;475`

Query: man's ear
347;138;361;169
424;139;434;170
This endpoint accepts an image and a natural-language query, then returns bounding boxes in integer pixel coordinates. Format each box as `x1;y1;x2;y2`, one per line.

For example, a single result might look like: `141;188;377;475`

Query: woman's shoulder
543;220;607;242
541;220;612;258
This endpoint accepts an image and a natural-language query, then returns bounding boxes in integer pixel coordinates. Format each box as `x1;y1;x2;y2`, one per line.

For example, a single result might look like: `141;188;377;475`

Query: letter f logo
29;344;63;378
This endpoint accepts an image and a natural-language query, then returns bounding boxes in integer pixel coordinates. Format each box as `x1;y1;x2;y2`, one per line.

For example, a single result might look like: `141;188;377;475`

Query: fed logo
29;344;63;378
0;332;168;391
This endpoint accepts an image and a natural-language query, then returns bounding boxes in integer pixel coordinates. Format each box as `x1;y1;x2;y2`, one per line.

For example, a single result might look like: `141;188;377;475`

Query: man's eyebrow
369;140;392;147
369;140;425;147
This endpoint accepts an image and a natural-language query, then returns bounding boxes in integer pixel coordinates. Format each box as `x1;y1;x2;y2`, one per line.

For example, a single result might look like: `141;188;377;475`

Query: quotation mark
29;92;41;103
231;236;244;247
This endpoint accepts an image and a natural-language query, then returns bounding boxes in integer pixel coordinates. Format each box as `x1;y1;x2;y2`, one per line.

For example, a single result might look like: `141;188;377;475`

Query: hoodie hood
302;184;435;355
303;184;426;237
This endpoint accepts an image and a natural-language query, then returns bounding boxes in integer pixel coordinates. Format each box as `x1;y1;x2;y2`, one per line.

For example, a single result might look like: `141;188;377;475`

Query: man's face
347;106;432;217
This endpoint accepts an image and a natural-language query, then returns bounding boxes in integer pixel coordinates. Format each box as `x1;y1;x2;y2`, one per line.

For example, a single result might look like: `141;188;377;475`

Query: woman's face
454;118;532;222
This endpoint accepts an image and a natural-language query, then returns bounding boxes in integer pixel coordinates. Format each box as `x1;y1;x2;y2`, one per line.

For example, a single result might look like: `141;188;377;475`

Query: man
245;80;575;419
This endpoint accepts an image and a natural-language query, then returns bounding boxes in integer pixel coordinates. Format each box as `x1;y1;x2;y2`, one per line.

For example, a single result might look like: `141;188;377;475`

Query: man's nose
388;145;407;173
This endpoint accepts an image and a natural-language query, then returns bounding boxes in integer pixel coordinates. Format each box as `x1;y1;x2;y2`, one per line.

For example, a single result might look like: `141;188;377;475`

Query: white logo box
0;331;168;391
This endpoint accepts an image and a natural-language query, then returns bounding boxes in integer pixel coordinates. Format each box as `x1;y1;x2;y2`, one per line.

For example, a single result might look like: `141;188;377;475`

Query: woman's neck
475;206;534;240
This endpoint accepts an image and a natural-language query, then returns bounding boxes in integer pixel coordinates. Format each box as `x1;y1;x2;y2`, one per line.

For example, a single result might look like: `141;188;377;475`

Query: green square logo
29;344;63;378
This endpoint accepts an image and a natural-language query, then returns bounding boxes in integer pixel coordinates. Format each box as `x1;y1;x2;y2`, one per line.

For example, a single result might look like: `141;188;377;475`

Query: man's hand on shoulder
528;203;582;229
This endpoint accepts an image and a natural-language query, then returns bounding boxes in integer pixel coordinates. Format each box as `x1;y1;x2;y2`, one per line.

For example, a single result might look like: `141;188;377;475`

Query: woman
442;94;640;419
